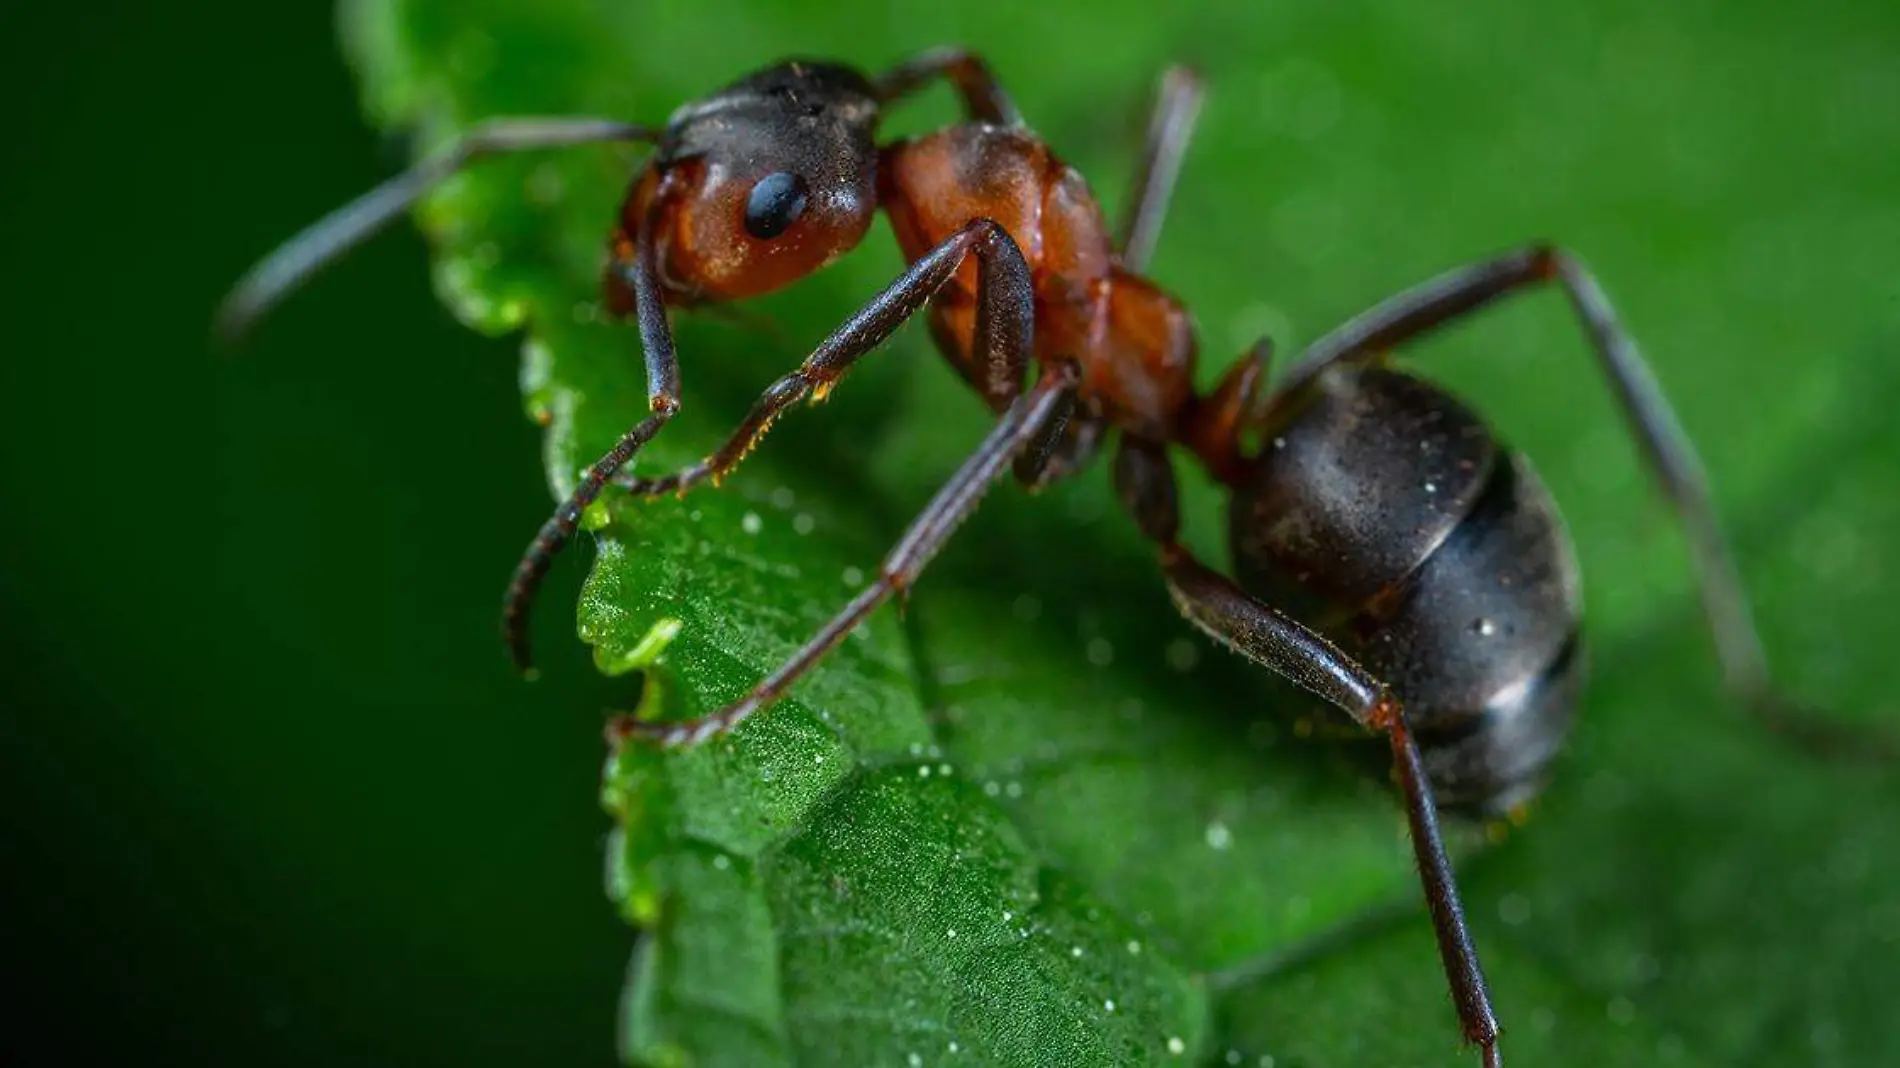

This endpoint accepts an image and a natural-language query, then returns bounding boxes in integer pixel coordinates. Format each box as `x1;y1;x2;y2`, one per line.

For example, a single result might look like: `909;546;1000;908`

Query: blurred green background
2;1;623;1063
4;0;1897;1066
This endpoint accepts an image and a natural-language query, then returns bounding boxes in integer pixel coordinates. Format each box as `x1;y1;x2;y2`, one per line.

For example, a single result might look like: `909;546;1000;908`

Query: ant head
629;60;882;303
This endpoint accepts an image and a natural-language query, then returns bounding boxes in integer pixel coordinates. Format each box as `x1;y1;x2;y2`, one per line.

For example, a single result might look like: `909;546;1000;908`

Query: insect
218;48;1854;1067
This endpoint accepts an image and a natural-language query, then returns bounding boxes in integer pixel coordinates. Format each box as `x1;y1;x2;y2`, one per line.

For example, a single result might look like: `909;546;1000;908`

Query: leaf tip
597;616;684;678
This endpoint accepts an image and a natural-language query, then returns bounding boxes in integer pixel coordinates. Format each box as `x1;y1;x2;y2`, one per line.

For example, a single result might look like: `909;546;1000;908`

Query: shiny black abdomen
1229;365;1585;815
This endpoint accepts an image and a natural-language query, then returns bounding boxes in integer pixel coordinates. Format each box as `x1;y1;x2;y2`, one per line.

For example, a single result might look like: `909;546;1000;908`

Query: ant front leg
610;362;1078;747
1113;436;1504;1068
216;118;656;342
614;218;1035;499
1275;245;1891;759
503;203;681;673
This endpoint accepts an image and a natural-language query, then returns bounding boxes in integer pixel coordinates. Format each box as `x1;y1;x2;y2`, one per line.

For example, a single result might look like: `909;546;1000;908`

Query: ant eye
743;172;809;240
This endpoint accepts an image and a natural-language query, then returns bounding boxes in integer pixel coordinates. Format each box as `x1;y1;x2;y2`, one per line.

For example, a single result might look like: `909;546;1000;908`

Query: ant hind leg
1112;435;1503;1067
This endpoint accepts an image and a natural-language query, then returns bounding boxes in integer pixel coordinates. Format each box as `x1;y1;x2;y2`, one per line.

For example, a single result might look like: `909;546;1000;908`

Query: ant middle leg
612;218;1036;500
1112;435;1503;1068
609;361;1079;748
1271;245;1890;758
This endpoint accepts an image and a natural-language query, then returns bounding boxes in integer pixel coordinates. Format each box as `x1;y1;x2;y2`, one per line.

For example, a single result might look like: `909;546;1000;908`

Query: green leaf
343;1;1900;1065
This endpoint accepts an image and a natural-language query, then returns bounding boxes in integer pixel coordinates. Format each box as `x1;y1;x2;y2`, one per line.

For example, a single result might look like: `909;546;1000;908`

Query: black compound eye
743;172;809;240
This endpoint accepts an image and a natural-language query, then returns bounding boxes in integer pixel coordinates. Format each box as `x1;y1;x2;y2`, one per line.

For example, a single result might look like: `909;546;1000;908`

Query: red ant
219;49;1865;1067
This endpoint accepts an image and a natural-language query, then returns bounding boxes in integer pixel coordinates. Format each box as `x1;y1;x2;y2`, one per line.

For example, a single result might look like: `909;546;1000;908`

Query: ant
218;48;1871;1068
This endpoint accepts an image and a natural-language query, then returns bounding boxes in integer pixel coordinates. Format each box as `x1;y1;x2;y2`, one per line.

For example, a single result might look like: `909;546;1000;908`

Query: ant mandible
219;48;1851;1068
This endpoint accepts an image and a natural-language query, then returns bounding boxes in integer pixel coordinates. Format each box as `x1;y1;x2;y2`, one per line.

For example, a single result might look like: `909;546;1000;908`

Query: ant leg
216;118;656;342
1179;337;1273;485
504;210;679;674
1012;407;1104;491
612;217;1036;499
609;362;1079;747
1116;65;1205;272
872;47;1022;126
1113;436;1502;1068
1275;244;1885;757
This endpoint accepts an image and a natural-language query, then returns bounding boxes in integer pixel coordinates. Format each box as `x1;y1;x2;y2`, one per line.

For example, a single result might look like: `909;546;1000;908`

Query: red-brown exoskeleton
219;50;1861;1067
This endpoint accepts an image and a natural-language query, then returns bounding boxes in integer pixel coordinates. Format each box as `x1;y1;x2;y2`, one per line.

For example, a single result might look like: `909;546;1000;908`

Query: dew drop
711;855;730;871
1104;999;1116;1013
1423;480;1438;495
1126;940;1142;955
983;780;1001;798
947;1040;960;1054
1225;1052;1243;1066
1205;820;1233;851
843;566;864;587
918;765;933;778
1070;945;1084;958
793;512;816;535
1005;781;1024;799
938;763;953;777
1474;617;1498;637
947;928;957;939
741;511;763;535
1167;1036;1186;1056
908;1054;923;1068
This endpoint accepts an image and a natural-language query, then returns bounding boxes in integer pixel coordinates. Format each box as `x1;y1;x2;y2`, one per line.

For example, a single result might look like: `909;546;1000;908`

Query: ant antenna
216;117;656;344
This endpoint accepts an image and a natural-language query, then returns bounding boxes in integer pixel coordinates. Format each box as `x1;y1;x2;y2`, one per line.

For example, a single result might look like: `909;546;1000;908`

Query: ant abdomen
1232;365;1585;813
